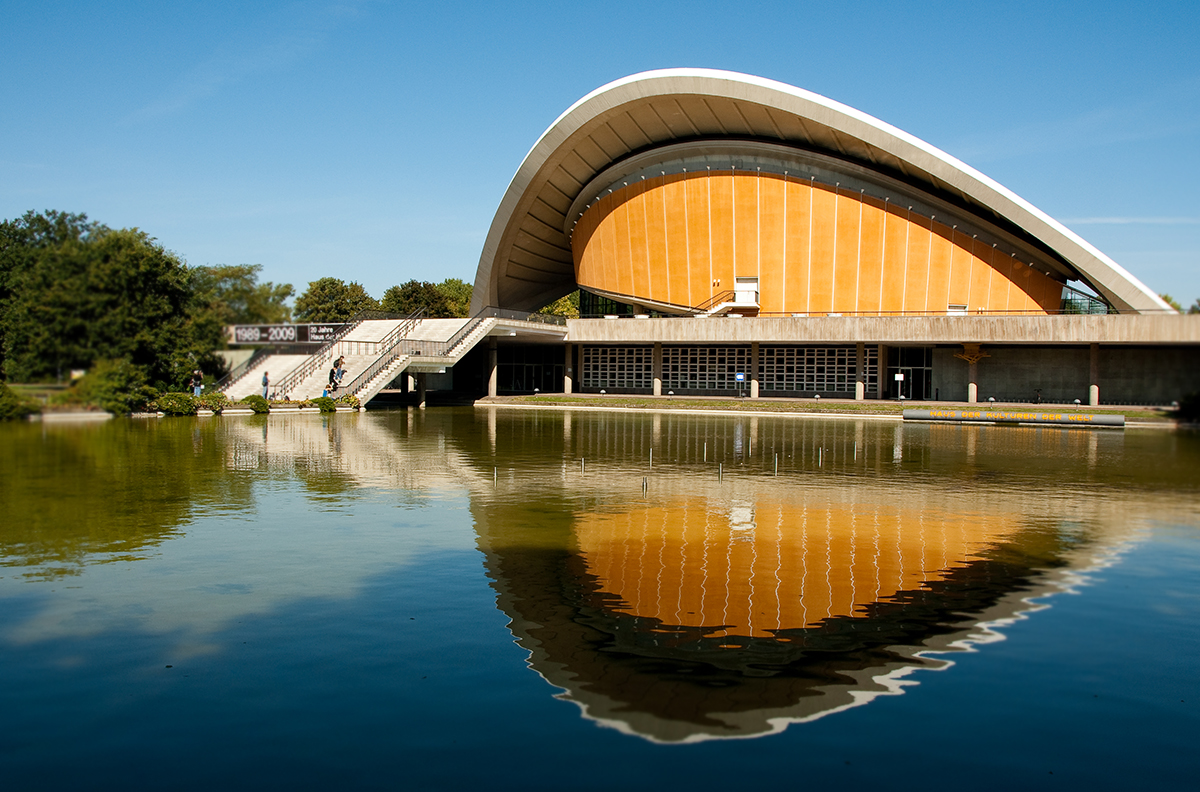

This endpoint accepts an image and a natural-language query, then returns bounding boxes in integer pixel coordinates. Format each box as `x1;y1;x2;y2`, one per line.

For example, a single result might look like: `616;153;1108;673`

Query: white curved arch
472;68;1168;314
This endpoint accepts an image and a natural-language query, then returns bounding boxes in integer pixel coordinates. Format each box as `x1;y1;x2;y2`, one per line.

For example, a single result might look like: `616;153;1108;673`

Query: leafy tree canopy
439;278;473;317
1161;293;1183;312
381;280;452;317
380;278;473;318
294;277;379;322
537;290;580;318
194;264;294;325
0;210;224;387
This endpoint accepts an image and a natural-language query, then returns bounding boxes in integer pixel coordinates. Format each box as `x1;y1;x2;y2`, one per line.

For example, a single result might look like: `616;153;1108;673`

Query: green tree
0;210;224;387
194;264;294;325
438;278;473;317
1189;299;1200;315
537;290;580;318
380;280;451;316
294;277;379;322
1160;293;1183;312
379;278;473;318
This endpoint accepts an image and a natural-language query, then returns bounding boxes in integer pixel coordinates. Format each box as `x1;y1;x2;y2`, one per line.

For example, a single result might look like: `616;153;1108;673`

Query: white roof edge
473;69;1170;314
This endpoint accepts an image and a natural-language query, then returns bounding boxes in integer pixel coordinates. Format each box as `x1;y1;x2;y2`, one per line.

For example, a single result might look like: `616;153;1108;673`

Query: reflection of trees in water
0;420;253;579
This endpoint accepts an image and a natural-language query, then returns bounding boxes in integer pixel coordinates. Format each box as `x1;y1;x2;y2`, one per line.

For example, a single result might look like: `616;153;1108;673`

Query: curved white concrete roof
472;68;1169;314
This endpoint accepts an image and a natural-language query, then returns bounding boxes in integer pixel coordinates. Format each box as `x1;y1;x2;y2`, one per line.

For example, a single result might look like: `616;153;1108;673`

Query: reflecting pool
1;408;1198;789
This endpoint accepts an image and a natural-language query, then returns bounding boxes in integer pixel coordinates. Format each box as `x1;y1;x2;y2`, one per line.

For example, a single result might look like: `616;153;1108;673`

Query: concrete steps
224;354;310;400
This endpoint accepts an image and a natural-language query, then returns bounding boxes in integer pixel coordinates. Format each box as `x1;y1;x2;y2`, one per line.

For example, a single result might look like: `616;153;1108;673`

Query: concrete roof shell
471;68;1169;315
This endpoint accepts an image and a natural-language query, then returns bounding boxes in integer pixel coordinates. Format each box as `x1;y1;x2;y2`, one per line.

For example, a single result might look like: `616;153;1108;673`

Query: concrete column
855;342;866;401
416;373;427;410
652;342;663;396
968;360;978;404
750;342;760;398
1089;343;1100;406
487;338;498;398
563;343;574;394
877;344;888;398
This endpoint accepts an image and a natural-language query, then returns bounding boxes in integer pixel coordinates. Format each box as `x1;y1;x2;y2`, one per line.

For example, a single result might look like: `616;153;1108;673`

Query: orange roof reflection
576;498;1021;638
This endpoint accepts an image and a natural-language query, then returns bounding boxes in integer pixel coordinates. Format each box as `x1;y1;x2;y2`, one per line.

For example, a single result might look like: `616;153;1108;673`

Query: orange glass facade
572;170;1065;315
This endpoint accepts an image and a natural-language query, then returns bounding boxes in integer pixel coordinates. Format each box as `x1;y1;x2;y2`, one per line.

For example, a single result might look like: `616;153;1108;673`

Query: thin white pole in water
854;442;858;461
719;462;723;481
649;448;653;469
581;458;585;474
774;453;778;476
704;441;707;462
819;448;823;466
642;476;647;494
493;467;497;485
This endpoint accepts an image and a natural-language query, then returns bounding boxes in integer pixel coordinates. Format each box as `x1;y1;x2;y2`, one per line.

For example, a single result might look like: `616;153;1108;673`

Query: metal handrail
340;307;567;400
273;309;417;396
694;290;736;313
572;306;1167;319
215;347;271;391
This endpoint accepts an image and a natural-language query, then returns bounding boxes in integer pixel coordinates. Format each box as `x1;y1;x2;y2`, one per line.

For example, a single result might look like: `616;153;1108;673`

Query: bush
74;358;158;414
154;392;198;416
312;396;337;413
198;391;230;414
1177;391;1200;422
0;383;41;421
240;394;270;414
335;393;360;409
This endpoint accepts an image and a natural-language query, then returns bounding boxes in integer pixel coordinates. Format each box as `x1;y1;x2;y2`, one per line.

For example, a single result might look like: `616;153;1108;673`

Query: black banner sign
229;324;344;345
903;408;1124;427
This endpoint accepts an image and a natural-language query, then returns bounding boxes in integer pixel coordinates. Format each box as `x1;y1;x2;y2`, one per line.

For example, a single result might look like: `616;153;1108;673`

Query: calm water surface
1;408;1198;790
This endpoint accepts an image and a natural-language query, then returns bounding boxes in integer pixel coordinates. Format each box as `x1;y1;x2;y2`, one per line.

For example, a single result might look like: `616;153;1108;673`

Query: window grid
664;346;752;391
581;346;653;390
761;346;878;393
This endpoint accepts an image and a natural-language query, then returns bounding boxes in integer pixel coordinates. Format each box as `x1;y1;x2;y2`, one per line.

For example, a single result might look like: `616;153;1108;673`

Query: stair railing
273;308;417;397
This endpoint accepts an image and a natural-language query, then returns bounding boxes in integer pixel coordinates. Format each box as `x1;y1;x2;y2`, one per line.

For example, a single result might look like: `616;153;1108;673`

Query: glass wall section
760;346;877;396
663;346;752;393
581;346;653;392
498;345;565;394
886;346;934;400
579;290;638;318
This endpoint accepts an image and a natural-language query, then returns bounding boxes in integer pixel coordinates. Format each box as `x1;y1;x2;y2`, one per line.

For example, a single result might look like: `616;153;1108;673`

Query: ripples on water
0;408;1197;789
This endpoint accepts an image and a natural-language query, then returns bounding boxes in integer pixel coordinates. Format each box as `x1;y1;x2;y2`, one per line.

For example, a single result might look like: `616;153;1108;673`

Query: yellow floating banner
903;408;1124;427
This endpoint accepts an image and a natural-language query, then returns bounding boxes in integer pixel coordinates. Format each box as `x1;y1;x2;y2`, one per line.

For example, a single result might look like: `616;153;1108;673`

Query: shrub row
146;391;361;417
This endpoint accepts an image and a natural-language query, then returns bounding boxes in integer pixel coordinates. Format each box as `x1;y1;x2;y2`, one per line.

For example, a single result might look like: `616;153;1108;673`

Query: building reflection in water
5;409;1138;742
478;495;1121;743
466;407;1142;743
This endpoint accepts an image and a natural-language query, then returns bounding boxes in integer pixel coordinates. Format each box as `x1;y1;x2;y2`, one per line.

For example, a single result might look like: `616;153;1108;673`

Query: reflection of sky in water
3;483;475;656
1;411;1198;788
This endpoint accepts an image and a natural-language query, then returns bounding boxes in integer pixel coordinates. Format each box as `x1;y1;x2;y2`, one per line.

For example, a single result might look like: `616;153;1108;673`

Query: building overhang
471;68;1169;315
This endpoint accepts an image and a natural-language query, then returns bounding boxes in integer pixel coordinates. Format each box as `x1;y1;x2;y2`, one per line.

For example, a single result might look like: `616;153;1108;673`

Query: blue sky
4;0;1198;306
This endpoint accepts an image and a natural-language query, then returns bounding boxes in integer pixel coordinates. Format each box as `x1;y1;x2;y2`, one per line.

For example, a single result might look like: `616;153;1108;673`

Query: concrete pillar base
855;342;865;401
563;343;574;394
750;342;760;399
1089;343;1100;406
652;342;663;397
487;338;498;398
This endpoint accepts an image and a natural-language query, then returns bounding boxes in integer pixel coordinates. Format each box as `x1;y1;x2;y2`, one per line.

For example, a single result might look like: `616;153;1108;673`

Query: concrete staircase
271;319;409;400
224;354;311;400
220;309;566;407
